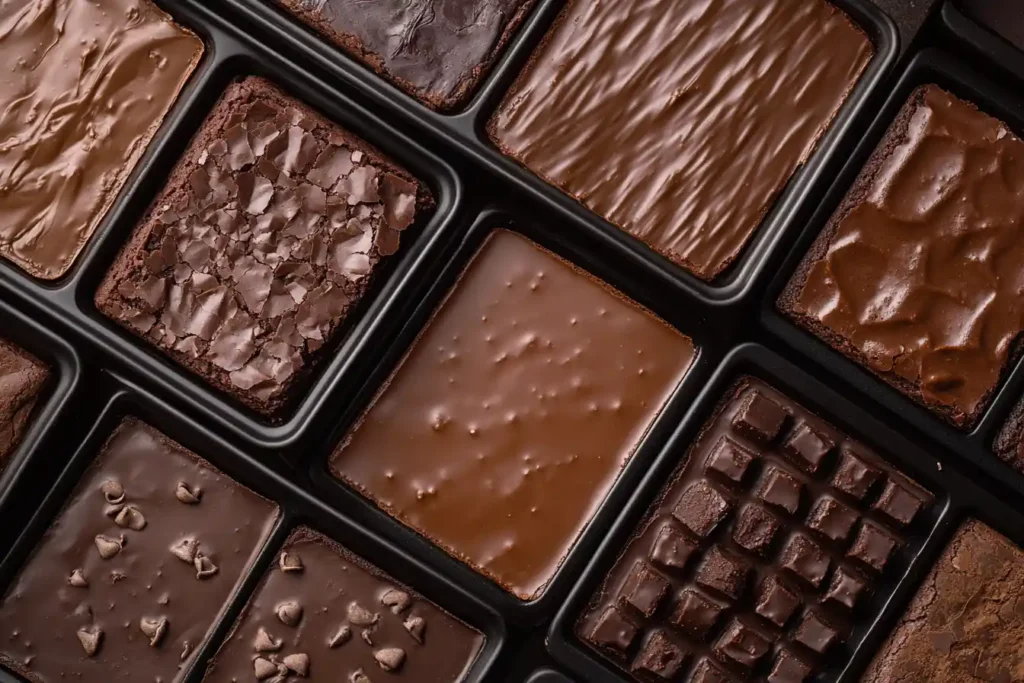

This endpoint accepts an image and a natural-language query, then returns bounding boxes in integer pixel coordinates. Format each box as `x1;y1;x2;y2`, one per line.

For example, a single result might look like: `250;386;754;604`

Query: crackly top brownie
577;378;932;682
0;418;279;683
203;527;483;682
274;0;537;111
0;338;48;463
781;85;1024;429
96;77;432;417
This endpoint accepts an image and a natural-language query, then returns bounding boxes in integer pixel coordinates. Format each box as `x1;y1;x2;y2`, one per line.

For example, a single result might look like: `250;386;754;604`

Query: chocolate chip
175;481;201;504
101;480;125;504
139;616;168;647
350;670;371;683
361;629;375;647
94;534;124;560
347;602;378;626
254;656;278;680
170;537;198;563
328;624;352;648
76;626;103;656
279;551;303;573
114;505;147;530
193;553;218;579
380;588;411;614
374;647;406;672
277;600;302;627
180;641;192;661
403;616;425;644
68;569;88;588
253;626;282;652
104;503;125;518
283;652;309;676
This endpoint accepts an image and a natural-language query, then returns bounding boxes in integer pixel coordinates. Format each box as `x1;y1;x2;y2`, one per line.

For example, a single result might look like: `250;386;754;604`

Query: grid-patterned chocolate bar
578;379;932;682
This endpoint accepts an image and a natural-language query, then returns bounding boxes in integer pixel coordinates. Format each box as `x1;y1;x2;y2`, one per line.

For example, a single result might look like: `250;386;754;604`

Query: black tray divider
940;1;1024;86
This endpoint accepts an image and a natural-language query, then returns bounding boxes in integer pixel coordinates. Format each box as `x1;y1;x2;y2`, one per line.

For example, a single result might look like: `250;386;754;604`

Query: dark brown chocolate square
696;547;749;600
783;423;834;472
672;479;732;538
756;465;803;515
780;533;830;588
669;588;725;640
590;606;639;654
768;648;814;683
824;565;869;611
713;618;772;670
832;447;882;499
793;610;840;655
631;630;687;679
691;657;732;683
705;435;756;483
848;520;900;572
754;575;802;628
872;479;925;526
732;502;781;556
807;496;859;542
732;391;789;444
619;561;669;618
649;523;698;573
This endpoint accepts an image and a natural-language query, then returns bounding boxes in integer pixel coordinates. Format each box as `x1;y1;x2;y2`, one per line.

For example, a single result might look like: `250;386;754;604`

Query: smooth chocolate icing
274;0;535;110
578;379;931;681
330;229;695;599
488;0;871;281
0;338;47;462
0;0;203;279
204;527;483;682
96;77;429;416
863;520;1024;683
0;418;279;682
787;86;1024;427
960;0;1024;51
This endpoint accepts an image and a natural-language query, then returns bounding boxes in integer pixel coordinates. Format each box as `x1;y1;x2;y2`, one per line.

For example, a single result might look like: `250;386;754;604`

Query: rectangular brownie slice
0;337;48;464
96;76;432;417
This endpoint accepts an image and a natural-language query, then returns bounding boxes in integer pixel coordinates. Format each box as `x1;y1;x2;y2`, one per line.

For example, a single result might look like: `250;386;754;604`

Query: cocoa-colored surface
0;338;48;464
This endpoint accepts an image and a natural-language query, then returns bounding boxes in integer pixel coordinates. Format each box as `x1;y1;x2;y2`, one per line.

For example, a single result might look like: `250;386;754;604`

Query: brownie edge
0;338;49;463
96;76;433;417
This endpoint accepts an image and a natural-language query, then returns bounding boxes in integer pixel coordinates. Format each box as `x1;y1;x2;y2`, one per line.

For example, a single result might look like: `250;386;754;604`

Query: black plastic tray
941;1;1024;84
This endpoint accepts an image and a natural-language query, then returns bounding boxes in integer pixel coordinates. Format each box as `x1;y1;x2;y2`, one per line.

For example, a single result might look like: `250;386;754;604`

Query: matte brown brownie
204;527;483;682
578;379;932;682
274;0;537;111
96;77;432;417
781;85;1024;429
993;396;1024;473
863;521;1024;683
0;338;48;463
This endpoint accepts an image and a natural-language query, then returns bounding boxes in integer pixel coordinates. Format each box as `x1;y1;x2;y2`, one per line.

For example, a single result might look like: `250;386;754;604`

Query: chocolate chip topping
329;624;353;648
68;569;88;588
100;480;125;505
194;553;219;579
96;77;429;416
279;551;303;573
283;652;310;676
347;602;378;626
175;480;202;504
254;626;283;653
350;670;371;683
403;616;425;644
94;534;125;560
254;656;279;680
277;600;303;627
374;647;405;671
381;588;411;614
139;616;169;647
170;536;199;563
76;626;103;657
113;505;147;530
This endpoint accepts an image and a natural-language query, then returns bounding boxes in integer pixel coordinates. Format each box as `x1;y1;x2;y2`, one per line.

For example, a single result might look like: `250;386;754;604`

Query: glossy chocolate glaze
275;0;535;110
204;527;483;682
0;0;203;279
0;338;48;463
786;86;1024;428
488;0;871;281
578;379;931;681
0;419;279;683
331;230;695;599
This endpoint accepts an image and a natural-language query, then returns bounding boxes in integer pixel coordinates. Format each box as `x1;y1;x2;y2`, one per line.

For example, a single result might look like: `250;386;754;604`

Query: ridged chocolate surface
204;527;483;682
578;379;931;682
274;0;535;110
0;338;48;463
96;77;429;416
331;230;695;599
785;86;1024;428
0;0;203;279
488;0;871;281
0;419;279;683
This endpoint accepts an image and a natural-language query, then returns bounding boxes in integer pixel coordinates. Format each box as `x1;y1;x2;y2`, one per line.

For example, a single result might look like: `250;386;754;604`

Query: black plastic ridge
547;343;1024;683
0;0;467;458
941;1;1024;85
0;372;504;683
209;0;899;308
525;668;576;683
305;208;721;626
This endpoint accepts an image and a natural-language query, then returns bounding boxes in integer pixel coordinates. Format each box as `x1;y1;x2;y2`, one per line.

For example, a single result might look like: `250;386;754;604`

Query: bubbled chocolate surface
578;379;932;682
96;77;431;416
204;527;482;682
0;418;279;683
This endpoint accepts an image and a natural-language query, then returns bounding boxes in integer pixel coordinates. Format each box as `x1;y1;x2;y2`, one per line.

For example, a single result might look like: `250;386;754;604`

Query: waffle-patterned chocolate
578;378;932;682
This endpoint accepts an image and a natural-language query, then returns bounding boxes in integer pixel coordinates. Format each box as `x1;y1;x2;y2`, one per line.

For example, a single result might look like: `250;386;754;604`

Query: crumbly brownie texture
993;396;1024;473
0;338;48;463
274;0;537;111
204;527;483;682
96;77;432;416
578;378;932;682
781;85;1024;429
863;520;1024;683
0;418;279;683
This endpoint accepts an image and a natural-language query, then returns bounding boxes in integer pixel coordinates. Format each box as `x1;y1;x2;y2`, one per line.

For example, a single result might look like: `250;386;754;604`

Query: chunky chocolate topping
488;0;871;281
960;0;1024;51
0;0;203;280
274;0;536;110
863;521;1024;683
578;379;931;682
204;527;483;682
331;230;694;599
0;338;48;463
783;86;1024;428
0;418;278;682
96;77;430;416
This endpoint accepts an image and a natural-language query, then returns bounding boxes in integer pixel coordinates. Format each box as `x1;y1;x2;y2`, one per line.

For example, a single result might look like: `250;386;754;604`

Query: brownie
863;521;1024;683
330;229;695;599
0;338;48;463
488;0;871;281
781;85;1024;429
577;379;932;682
0;418;279;682
204;527;483;682
96;77;432;417
993;397;1024;473
960;0;1024;51
0;0;202;280
274;0;537;111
